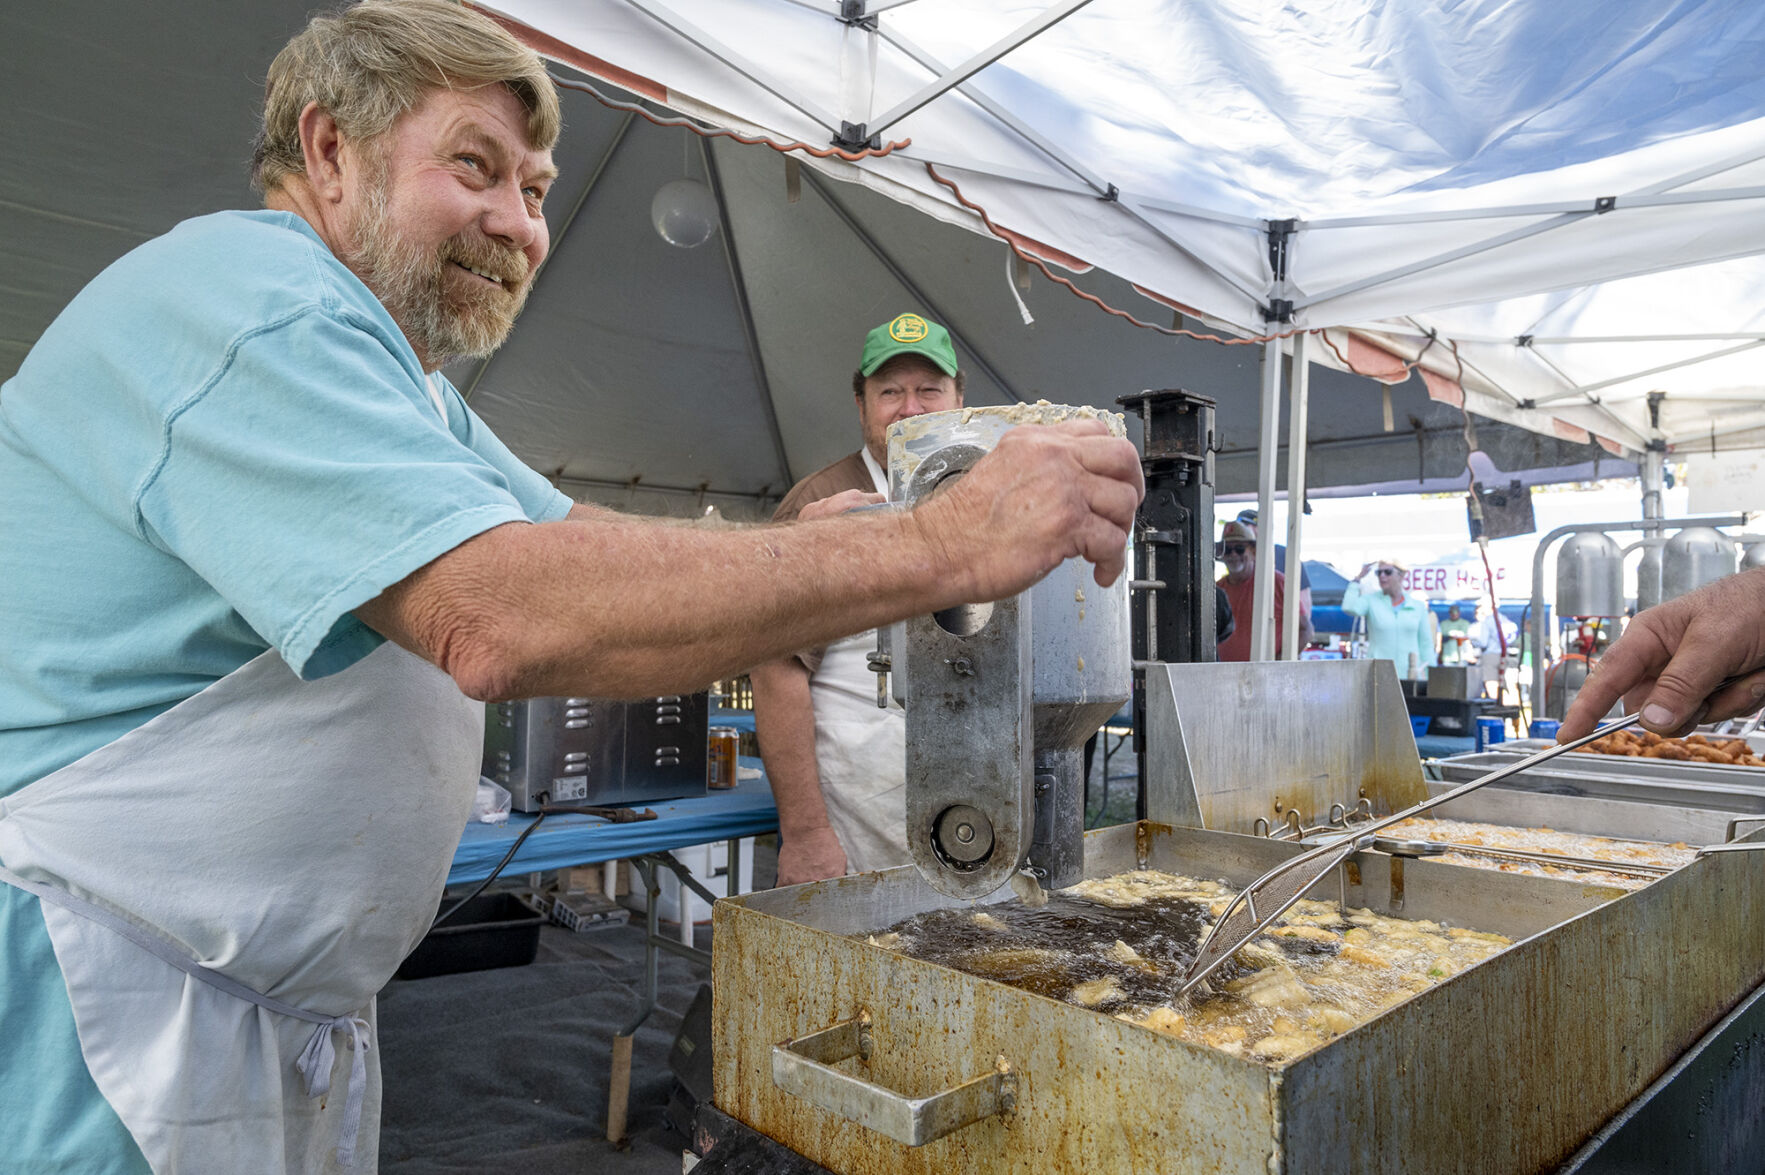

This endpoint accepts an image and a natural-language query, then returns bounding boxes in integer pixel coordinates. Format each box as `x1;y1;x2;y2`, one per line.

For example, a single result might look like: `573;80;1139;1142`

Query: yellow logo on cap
888;314;929;344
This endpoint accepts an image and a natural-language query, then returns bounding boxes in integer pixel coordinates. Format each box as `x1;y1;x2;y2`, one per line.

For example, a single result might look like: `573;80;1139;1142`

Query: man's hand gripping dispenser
876;405;1130;900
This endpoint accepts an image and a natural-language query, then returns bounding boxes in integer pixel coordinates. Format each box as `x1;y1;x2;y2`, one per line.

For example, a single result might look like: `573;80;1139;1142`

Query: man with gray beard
0;2;1143;1171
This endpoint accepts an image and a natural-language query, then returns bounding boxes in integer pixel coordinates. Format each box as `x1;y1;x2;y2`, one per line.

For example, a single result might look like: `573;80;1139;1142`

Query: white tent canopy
487;0;1765;456
3;0;1629;523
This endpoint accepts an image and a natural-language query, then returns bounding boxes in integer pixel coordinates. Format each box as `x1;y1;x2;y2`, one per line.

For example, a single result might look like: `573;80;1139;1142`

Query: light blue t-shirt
0;209;572;1168
1342;580;1438;677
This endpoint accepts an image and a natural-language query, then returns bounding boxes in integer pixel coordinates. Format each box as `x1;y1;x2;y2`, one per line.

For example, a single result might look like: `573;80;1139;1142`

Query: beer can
707;726;740;789
1475;716;1505;753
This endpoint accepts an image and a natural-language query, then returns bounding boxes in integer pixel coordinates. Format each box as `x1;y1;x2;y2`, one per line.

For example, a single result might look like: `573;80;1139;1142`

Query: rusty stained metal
711;823;1765;1174
771;1011;1018;1147
713;898;1278;1174
1283;838;1765;1170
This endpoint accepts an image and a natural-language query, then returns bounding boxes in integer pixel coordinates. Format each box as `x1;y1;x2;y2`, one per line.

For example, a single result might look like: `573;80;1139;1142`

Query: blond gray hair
252;0;561;194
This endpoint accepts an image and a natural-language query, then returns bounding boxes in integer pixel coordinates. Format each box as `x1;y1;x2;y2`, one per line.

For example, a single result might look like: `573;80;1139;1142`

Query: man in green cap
750;313;964;884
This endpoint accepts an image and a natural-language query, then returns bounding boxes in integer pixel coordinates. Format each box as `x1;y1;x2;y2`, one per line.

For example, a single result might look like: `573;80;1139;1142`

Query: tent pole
1641;444;1666;533
799;166;1028;404
1445;331;1765;346
1281;333;1310;661
1294;210;1591;314
702;137;795;487
1665;412;1765;445
1250;338;1282;661
1528;339;1765;406
862;0;1094;142
1512;345;1652;450
1304;181;1765;229
620;0;843;135
460;110;636;403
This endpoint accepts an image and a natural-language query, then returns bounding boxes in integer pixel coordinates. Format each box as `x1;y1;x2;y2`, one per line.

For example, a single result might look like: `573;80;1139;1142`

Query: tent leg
1281;333;1311;661
1250;338;1283;661
1641;445;1666;529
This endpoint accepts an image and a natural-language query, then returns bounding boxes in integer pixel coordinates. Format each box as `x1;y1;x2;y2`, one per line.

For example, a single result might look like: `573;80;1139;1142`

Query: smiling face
857;355;961;463
1220;540;1254;580
337;83;556;369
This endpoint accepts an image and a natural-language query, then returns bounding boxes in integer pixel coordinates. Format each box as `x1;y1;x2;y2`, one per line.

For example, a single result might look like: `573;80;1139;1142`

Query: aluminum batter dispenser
879;404;1130;900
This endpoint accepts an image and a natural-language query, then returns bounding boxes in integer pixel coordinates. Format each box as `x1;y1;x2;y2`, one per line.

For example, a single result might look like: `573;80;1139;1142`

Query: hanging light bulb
651;178;718;249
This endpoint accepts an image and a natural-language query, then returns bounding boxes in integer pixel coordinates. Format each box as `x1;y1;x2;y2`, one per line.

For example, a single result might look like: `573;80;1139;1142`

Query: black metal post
1116;389;1217;820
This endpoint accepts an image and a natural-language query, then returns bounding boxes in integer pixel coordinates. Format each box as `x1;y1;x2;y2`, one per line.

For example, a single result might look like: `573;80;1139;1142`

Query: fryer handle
771;1011;1017;1147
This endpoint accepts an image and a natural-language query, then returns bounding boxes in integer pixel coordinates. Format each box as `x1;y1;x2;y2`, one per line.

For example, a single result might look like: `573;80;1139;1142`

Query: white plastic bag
472;776;512;825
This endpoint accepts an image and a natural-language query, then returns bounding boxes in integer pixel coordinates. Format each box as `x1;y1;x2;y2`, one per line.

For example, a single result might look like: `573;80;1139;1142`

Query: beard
343;159;533;368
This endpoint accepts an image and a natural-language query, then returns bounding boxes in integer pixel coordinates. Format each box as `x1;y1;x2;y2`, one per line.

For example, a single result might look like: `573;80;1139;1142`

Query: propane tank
1555;532;1624;618
1635;539;1664;613
1661;527;1736;602
1743;541;1765;571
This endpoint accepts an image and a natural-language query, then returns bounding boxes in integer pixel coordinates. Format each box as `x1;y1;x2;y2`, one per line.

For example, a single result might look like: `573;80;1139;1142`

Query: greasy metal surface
1145;660;1428;833
1423;779;1756;845
1435;751;1765;808
903;588;1034;899
1028;748;1085;889
1280;828;1765;1172
713;822;1765;1174
716;896;1278;1170
772;1014;1016;1147
1559;978;1765;1174
1180;710;1640;995
893;407;1129;900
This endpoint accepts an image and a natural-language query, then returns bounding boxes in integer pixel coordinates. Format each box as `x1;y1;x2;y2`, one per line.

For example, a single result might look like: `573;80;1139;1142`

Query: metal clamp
772;1011;1017;1146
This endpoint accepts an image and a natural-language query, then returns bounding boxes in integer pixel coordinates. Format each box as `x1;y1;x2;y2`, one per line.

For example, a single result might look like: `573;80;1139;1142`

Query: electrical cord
429;804;658;930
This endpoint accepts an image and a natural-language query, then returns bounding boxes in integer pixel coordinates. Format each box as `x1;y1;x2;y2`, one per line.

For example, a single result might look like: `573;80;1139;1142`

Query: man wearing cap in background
1235;507;1313;638
1216;518;1311;660
749;313;964;884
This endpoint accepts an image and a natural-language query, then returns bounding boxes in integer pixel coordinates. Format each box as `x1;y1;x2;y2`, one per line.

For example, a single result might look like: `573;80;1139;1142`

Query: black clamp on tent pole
838;0;878;27
1262;217;1298;323
834;120;882;151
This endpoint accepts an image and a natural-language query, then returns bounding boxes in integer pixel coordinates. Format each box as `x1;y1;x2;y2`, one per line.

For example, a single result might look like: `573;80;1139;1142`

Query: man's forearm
358;420;1144;699
364;505;949;698
748;658;834;837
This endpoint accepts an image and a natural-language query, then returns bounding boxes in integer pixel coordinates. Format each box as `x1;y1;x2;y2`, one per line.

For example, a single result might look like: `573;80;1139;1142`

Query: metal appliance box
483;694;708;810
1425;664;1473;700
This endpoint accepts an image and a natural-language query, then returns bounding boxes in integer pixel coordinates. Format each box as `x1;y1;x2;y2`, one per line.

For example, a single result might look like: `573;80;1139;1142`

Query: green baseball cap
859;313;959;377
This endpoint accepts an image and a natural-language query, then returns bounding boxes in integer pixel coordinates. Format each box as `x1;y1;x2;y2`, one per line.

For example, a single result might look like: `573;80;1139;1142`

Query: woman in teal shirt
1343;560;1438;679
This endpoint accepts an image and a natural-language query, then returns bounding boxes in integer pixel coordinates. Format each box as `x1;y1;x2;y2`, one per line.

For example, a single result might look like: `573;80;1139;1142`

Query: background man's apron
810;631;907;874
0;641;481;1173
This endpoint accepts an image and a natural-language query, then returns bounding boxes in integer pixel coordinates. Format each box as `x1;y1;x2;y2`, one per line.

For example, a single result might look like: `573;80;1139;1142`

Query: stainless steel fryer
711;820;1765;1174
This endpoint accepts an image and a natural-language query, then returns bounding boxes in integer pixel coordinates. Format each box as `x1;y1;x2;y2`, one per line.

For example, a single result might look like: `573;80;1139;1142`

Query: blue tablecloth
709;708;756;733
448;760;777;885
1415;733;1477;759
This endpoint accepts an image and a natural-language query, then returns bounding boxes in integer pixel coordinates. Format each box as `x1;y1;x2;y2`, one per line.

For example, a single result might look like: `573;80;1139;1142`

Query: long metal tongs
1175;710;1641;999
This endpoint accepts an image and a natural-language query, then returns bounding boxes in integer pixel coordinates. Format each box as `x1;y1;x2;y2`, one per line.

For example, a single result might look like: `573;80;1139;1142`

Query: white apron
0;641;482;1173
811;631;908;875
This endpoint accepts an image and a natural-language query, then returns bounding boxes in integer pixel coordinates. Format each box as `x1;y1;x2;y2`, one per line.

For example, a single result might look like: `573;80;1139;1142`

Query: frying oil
862;869;1510;1064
